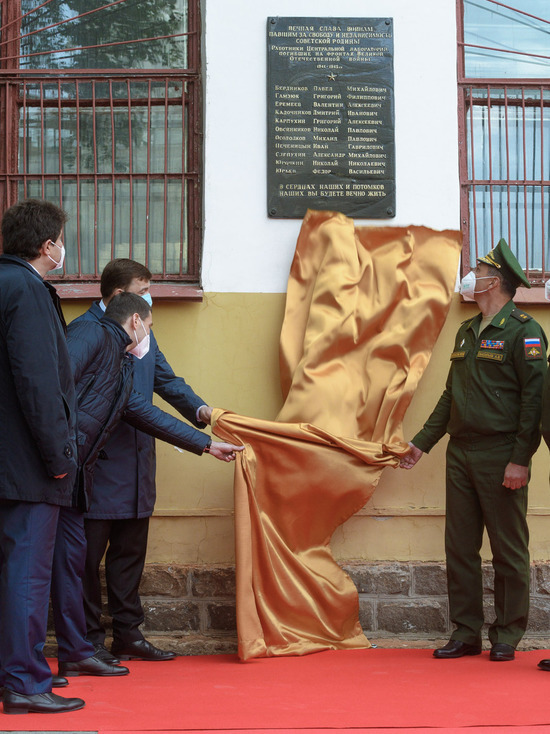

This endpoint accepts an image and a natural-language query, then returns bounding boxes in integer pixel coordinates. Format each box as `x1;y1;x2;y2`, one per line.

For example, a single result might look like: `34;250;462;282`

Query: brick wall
47;561;550;654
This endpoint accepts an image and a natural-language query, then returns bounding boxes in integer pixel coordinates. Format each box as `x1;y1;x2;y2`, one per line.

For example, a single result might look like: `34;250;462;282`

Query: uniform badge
477;351;504;362
480;339;504;350
524;337;543;360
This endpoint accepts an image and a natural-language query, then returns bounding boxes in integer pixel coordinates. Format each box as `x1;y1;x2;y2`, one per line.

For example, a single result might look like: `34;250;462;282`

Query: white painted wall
202;0;460;293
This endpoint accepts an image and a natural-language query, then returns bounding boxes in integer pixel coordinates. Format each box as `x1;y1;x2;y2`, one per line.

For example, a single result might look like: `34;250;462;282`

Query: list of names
267;17;395;219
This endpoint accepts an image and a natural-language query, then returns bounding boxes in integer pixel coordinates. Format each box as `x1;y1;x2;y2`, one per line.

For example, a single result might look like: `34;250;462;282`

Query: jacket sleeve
511;323;548;465
411;366;453;453
7;278;75;477
123;388;211;455
152;339;208;428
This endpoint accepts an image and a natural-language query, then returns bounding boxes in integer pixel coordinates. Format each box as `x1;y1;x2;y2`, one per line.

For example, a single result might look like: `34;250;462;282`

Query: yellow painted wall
63;293;550;565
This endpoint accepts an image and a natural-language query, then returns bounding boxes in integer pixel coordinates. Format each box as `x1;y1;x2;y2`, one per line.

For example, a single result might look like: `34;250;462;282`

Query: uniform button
64;445;73;458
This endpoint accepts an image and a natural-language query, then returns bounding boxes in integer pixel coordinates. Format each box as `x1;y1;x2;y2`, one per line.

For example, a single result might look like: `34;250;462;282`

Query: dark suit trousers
51;507;95;662
0;500;59;694
83;517;149;644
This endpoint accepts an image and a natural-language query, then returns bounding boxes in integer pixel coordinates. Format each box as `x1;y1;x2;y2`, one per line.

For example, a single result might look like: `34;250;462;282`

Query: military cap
478;238;531;289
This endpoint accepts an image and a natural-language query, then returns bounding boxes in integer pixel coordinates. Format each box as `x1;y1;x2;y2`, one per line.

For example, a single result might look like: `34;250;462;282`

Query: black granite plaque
267;17;395;219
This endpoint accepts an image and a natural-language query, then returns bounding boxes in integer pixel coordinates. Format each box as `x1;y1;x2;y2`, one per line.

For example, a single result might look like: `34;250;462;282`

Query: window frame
0;0;203;300
456;0;550;303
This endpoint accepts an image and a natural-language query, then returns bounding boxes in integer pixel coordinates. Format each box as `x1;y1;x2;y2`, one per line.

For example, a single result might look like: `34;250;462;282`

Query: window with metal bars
457;0;550;289
0;0;202;295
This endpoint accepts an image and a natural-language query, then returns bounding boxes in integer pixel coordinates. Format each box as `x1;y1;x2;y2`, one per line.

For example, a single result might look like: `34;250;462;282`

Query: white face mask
459;271;495;297
545;280;550;301
47;240;65;270
141;292;153;307
129;317;150;359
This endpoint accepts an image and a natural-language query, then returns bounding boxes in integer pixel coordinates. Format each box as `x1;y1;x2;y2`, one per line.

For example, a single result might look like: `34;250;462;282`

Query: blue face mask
141;292;153;307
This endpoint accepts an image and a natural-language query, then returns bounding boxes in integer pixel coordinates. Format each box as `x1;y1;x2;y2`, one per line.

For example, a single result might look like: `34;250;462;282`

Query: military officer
401;239;547;662
536;332;550;673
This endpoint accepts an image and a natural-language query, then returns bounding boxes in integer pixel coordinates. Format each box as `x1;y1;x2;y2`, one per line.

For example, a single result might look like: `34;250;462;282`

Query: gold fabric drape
213;210;461;660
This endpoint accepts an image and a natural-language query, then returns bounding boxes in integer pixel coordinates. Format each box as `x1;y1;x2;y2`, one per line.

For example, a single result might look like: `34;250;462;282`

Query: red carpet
1;649;550;731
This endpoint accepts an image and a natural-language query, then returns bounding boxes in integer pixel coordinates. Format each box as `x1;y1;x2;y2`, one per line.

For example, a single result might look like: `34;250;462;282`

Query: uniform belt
450;433;516;451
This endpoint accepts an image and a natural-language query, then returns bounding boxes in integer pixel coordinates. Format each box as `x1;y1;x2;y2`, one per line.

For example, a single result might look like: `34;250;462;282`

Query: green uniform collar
466;300;515;333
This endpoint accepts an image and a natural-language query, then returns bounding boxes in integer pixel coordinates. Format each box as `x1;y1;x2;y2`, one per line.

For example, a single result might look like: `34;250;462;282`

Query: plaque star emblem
327;73;337;81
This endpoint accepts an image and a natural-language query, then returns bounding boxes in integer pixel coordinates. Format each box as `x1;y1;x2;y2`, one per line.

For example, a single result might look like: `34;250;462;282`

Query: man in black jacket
51;292;242;678
78;260;224;662
0;199;85;715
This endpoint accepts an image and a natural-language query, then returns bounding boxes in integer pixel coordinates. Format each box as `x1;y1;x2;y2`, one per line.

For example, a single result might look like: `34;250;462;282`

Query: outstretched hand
399;442;424;469
209;441;244;462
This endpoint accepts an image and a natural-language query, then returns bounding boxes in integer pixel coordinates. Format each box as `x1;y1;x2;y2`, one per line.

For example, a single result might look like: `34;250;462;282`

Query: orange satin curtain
213;210;461;660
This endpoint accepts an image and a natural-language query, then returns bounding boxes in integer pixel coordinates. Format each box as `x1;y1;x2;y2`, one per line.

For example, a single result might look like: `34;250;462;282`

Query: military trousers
445;437;530;648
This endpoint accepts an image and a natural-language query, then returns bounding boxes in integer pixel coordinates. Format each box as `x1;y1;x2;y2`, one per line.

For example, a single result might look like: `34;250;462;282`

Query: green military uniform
413;242;547;648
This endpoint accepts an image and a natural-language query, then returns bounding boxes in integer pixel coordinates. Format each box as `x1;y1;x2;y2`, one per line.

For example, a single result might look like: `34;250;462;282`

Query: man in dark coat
0;199;84;714
78;259;222;662
52;293;241;677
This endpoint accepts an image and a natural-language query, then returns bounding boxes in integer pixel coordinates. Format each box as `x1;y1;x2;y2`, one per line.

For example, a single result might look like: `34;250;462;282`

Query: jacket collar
0;254;66;331
467;299;515;332
89;300;105;320
0;254;45;282
100;316;133;350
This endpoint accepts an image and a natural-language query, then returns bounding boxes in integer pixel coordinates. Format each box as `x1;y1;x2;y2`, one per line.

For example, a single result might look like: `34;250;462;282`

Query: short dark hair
1;198;68;260
104;292;151;325
486;264;517;299
100;258;152;298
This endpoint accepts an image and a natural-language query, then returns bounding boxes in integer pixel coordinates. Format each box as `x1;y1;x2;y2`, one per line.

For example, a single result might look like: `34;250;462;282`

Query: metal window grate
458;82;550;283
457;0;550;285
0;0;202;286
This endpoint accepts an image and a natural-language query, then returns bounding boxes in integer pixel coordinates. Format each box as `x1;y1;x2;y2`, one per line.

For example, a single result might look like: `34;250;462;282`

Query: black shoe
433;640;482;658
111;638;177;661
52;675;68;688
490;643;515;661
93;642;120;664
538;659;550;671
59;654;129;677
2;689;85;714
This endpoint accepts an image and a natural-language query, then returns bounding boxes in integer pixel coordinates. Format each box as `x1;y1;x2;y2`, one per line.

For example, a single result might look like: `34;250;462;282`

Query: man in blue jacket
76;259;223;662
0;199;84;715
52;293;241;678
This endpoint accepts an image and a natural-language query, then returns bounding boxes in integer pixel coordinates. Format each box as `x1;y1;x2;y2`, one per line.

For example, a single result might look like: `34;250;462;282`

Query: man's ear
39;239;52;257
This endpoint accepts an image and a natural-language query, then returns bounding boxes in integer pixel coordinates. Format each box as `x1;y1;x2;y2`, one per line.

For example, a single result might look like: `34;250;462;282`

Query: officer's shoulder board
510;308;533;322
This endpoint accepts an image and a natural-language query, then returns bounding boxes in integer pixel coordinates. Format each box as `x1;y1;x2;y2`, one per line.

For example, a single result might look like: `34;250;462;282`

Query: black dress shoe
490;643;515;661
111;638;177;661
538;659;550;671
59;654;129;677
2;689;85;714
433;640;482;658
93;642;120;664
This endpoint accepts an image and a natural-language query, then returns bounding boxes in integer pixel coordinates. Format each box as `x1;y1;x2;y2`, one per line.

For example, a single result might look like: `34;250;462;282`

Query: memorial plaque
267;17;395;219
